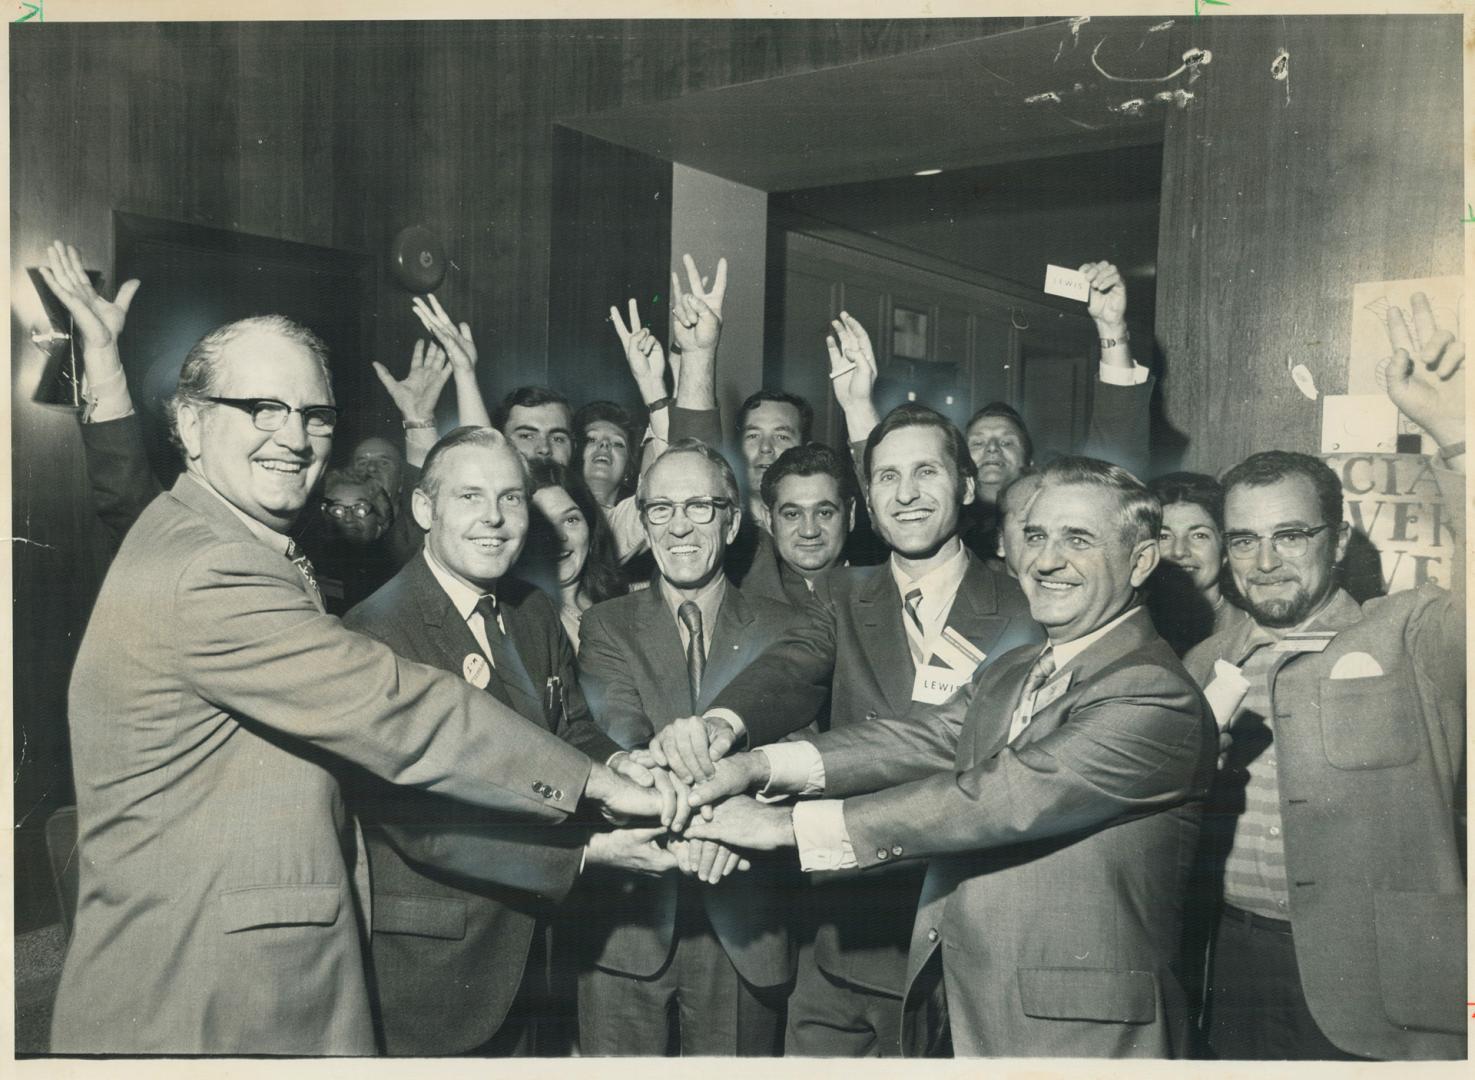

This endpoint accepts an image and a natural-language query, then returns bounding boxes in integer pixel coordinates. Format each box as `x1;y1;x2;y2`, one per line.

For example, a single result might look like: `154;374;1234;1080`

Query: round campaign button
462;652;491;689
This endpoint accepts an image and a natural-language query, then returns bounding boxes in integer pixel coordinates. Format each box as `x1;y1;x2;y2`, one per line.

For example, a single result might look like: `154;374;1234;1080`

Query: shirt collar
659;573;727;632
191;472;294;557
1048;604;1142;668
888;537;968;600
422;546;488;622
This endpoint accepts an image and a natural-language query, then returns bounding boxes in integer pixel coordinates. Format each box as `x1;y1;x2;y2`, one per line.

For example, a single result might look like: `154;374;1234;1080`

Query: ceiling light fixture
913;168;942;176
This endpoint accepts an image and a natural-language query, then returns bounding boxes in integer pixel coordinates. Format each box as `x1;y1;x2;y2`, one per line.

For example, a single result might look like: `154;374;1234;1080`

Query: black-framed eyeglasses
204;396;339;436
639;497;731;526
321;500;379;521
1223;524;1331;560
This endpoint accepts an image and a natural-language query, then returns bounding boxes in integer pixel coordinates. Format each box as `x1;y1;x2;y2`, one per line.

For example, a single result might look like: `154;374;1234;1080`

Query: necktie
1009;646;1056;741
677;601;705;709
903;587;926;665
473;594;509;661
286;541;324;611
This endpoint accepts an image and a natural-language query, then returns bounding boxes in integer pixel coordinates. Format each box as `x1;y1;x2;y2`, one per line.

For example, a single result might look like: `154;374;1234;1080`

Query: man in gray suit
688;458;1216;1057
576;439;827;1055
648;403;1039;1056
48;312;659;1055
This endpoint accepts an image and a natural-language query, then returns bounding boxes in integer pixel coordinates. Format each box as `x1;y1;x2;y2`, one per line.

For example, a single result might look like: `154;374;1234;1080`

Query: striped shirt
1219;639;1291;919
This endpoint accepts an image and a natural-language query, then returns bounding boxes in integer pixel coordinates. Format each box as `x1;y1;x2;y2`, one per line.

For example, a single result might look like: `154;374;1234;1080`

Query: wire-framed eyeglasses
321;500;380;521
639;497;731;526
1223;524;1331;560
204;396;339;436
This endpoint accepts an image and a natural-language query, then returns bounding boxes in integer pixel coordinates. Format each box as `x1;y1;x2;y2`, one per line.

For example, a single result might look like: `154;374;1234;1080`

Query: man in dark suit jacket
341;426;678;1056
44;309;658;1055
650;403;1039;1056
688;457;1216;1058
576;438;827;1055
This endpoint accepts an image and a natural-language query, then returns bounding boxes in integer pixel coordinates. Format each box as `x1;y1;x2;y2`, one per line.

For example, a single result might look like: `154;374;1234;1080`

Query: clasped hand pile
590;715;797;885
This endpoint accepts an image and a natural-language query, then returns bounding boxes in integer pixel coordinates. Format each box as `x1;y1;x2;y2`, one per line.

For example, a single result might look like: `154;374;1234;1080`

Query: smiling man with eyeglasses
1183;299;1466;1062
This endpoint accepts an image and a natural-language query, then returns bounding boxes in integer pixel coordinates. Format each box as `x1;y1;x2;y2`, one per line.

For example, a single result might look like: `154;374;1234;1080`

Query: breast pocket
372;893;467;941
1318;671;1418;770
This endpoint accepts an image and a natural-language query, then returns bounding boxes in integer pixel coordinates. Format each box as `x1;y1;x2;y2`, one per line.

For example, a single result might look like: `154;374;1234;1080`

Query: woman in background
1147;471;1241;655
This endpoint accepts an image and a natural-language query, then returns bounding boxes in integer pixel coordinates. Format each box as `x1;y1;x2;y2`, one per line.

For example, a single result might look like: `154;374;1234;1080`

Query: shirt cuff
1098;359;1150;386
704;708;746;745
793;800;858;872
81;368;136;423
756;741;825;799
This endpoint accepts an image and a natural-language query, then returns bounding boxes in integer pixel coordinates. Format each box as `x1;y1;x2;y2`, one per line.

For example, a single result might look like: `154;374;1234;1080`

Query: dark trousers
1204;906;1362;1061
577;890;784;1056
784;936;903;1057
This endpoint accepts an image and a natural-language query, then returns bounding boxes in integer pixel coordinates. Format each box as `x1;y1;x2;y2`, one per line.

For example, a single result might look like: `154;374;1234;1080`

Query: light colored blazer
51;475;595;1055
823;608;1215;1057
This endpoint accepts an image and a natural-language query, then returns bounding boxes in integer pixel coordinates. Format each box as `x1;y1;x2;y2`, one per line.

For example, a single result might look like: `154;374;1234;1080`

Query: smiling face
643;451;739;591
178;329;333;532
867;424;973;561
1018;481;1157;644
413;443;530;591
769;471;852;575
506;402;573;465
581;419;630;497
1224;475;1346;628
532;484;591;588
966;414;1029;499
1158;501;1225;595
741;401;803;490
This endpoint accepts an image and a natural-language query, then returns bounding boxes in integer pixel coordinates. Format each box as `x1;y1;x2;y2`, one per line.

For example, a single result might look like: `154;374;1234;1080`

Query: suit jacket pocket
219;883;342;933
1373;890;1465;1033
372;892;468;940
1017;967;1157;1024
1318;672;1418;770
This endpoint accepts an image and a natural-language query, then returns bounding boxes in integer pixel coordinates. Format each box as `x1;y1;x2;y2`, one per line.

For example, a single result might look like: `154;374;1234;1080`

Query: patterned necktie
677;601;706;709
286;540;323;611
902;587;926;665
1011;646;1057;739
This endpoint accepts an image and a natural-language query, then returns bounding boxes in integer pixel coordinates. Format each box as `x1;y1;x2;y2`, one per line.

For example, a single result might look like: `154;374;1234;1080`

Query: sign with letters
1324;452;1457;595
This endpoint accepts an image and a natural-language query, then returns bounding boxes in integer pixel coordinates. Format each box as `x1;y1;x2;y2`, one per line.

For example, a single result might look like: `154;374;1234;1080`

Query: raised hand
670;253;728;356
38;240;140;352
826;311;878;414
610;298;667;403
372;339;451;423
584;827;678;876
609;750;694;833
649;715;737;784
1375;292;1464;447
667;837;751;884
682;794;796;852
411;294;478;374
1080;260;1127;331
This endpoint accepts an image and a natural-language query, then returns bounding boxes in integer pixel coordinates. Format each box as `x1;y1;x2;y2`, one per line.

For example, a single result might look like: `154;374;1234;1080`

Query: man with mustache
646;403;1039;1056
1184;294;1465;1061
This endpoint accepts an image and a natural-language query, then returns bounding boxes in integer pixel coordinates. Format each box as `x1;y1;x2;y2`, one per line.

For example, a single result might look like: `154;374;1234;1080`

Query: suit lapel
496;601;554;729
964;653;1036;765
853;564;916;716
407;557;517;711
698;585;755;710
635;585;693;723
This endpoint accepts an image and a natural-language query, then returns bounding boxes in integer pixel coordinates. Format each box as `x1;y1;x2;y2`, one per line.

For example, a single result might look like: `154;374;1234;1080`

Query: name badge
1030;670;1073;713
1269;631;1335;654
912;663;970;705
462;652;491;689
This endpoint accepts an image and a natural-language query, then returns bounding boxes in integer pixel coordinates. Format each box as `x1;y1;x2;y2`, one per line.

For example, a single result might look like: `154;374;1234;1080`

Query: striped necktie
903;586;926;665
1009;646;1057;741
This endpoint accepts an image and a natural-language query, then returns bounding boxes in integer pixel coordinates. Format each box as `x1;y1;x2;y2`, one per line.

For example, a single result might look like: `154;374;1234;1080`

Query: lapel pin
462;653;491;689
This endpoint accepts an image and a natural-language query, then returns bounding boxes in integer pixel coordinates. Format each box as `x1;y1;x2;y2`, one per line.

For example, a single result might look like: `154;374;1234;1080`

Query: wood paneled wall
9;17;1031;929
1154;15;1463;475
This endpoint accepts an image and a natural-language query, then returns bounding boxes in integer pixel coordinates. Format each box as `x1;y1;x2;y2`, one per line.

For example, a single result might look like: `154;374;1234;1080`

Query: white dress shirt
422;547;504;663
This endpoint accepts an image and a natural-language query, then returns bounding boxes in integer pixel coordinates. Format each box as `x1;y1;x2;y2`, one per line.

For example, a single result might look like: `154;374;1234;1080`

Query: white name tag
1043;264;1091;302
912;663;970;705
1030;670;1073;713
462;652;491;689
1269;632;1335;654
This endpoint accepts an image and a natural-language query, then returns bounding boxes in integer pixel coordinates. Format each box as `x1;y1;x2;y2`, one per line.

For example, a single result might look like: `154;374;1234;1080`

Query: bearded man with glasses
574;438;826;1055
1183;295;1466;1062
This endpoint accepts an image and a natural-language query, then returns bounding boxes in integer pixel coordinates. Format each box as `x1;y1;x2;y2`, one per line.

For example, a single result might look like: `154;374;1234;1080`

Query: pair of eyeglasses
205;396;339;436
1223;524;1331;560
322;501;379;521
639;497;731;526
